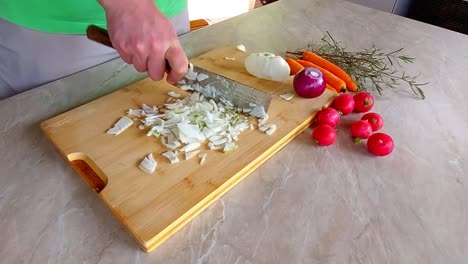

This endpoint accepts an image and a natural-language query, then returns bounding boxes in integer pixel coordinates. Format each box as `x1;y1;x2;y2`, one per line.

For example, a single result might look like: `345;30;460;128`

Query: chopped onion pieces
208;142;223;150
259;114;269;124
266;124;277;135
106;116;133;135
162;151;179;164
196;73;209;82
236;44;246;52
185;150;200;160
139;153;157;174
249;105;267;119
128;109;143;117
198;153;207;165
111;85;281;171
185;63;198;81
168;91;182;98
180;84;194;91
180;142;201;152
259;124;277;135
223;142;237;152
280;92;295;101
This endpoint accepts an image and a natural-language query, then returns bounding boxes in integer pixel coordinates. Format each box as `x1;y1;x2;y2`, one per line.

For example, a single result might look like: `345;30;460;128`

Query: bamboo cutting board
40;46;336;252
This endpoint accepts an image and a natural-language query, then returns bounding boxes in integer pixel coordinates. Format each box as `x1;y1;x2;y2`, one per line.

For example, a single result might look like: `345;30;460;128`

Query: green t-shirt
0;0;187;34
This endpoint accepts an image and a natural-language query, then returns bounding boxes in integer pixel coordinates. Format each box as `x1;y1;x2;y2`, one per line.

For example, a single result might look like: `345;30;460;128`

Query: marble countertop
1;0;467;263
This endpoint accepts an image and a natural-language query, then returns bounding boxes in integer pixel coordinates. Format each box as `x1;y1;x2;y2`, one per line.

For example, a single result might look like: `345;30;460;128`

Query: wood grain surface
40;46;337;252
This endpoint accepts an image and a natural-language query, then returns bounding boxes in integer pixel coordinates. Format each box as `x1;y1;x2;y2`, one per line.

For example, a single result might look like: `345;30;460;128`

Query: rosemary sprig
287;32;428;99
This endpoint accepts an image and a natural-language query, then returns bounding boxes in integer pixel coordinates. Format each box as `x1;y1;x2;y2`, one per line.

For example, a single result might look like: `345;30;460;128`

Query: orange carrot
302;51;357;92
285;57;304;75
326;84;338;94
296;59;346;93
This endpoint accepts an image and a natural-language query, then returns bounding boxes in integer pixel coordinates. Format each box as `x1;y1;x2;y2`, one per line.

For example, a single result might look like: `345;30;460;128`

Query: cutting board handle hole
68;153;108;193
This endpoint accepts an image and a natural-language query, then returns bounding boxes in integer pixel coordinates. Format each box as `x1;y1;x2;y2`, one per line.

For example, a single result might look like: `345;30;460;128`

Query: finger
147;53;166;81
165;43;189;84
120;53;133;64
132;54;149;72
113;40;133;64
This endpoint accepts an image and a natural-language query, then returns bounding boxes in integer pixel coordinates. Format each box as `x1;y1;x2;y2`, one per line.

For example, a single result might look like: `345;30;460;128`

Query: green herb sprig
287;32;428;99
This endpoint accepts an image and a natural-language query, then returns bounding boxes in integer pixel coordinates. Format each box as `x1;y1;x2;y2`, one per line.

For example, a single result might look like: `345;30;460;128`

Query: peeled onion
244;52;290;81
293;67;326;98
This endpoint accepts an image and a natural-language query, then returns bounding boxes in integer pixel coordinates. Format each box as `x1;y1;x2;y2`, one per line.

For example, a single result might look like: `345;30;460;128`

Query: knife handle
86;25;114;48
86;24;172;72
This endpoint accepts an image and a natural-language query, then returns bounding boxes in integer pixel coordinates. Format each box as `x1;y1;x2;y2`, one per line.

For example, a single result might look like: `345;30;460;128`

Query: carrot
302;51;357;92
295;59;346;93
326;84;338;94
285;57;304;75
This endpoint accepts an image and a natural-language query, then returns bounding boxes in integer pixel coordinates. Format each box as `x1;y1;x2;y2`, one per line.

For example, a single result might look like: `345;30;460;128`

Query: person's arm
97;0;188;84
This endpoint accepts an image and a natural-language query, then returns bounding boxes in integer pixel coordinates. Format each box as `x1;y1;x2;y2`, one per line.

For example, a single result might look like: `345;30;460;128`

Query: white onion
244;52;290;81
198;153;207;165
112;77;284;170
162;151;179;164
138;153;157;174
106;116;133;135
185;150;200;160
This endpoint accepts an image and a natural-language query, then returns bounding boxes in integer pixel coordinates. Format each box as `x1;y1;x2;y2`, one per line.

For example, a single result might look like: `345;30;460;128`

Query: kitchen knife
175;64;272;116
86;25;272;117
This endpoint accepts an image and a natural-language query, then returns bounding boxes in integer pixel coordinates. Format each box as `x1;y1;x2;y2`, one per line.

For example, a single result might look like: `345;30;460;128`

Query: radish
353;92;374;113
312;124;336;146
350;120;373;143
331;93;354;115
314;108;340;127
367;133;394;156
361;112;384;131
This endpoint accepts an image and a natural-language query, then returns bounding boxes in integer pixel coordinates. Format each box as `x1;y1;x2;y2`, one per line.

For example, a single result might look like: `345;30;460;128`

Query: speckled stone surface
1;0;467;263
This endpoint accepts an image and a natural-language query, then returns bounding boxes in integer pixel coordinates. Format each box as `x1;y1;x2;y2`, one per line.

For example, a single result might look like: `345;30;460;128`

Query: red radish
353;92;374;113
331;93;354;115
350;120;373;143
367;133;394;156
312;124;336;146
361;112;384;131
314;108;340;127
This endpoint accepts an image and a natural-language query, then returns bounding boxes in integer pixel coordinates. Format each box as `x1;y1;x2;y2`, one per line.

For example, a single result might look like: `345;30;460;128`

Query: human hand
98;0;188;84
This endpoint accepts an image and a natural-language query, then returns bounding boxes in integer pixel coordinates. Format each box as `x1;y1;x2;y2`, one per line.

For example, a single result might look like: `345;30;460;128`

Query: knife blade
176;64;272;118
86;25;272;117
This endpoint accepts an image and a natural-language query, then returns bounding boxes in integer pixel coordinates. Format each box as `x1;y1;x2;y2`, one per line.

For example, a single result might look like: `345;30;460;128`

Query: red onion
293;67;326;98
